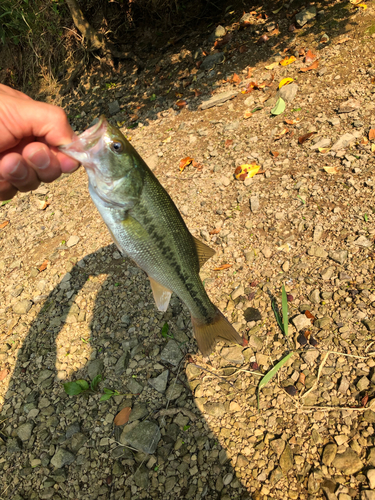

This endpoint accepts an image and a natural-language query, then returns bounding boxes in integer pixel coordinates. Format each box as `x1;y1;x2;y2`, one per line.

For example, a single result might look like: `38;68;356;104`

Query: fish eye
111;141;123;153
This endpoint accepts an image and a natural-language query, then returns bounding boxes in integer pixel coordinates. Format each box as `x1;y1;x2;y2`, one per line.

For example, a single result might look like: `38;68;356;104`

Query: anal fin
148;276;172;312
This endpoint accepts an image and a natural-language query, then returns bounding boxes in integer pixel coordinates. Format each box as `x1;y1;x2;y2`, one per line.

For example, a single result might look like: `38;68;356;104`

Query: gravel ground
2;3;375;500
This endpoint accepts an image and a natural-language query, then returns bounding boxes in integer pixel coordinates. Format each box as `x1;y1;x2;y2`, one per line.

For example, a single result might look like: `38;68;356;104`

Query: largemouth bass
59;116;243;355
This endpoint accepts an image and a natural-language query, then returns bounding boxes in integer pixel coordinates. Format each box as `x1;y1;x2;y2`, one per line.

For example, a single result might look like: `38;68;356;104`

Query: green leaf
364;214;368;222
183;425;190;431
161;322;169;339
251;106;263;113
257;352;294;410
100;394;113;401
271;97;285;116
291;107;302;112
91;374;102;391
64;381;84;396
75;379;89;391
281;284;288;337
103;388;115;395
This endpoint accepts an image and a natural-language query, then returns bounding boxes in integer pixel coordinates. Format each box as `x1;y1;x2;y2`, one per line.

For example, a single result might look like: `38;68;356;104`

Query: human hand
0;84;79;201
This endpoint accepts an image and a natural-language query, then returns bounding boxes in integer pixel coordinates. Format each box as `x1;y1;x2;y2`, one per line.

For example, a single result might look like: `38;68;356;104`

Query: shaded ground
1;2;375;500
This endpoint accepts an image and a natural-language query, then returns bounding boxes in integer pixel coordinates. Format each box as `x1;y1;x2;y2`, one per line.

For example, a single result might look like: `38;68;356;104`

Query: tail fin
191;309;244;356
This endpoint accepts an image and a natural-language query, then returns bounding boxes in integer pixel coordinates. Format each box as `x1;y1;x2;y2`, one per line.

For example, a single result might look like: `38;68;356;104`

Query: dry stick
189;363;236;387
300;352;329;400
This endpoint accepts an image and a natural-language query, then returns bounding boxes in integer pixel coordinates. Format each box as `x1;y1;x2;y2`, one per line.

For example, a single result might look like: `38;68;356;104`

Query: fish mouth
59;115;109;164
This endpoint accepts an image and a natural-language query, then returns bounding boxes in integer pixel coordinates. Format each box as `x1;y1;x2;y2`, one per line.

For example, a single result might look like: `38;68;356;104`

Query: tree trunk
65;0;106;52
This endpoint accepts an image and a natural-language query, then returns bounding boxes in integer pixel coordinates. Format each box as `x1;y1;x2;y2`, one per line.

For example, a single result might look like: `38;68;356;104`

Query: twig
320;349;373;360
153;407;197;421
189;363;235;387
301;352;329;399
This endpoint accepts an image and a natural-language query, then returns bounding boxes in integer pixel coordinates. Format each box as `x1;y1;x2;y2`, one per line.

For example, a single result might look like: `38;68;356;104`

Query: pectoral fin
193;236;215;269
148;276;172;312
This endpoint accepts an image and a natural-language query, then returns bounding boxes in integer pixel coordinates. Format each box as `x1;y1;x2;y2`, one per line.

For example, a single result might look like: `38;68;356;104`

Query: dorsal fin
193;236;215;269
148;276;172;312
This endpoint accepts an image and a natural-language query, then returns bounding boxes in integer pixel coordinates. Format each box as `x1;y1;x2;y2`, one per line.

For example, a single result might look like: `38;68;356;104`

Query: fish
59;116;244;356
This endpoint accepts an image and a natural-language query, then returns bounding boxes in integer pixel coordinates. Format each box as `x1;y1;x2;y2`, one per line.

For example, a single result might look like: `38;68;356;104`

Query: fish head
59;116;143;207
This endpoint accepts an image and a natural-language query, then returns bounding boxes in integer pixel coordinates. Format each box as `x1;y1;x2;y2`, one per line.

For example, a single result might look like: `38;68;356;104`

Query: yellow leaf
243;111;253;119
318;148;330;153
372;144;375;154
280;56;296;67
361;137;369;145
272;5;284;14
162;136;172;143
350;0;361;3
279;77;294;89
276;243;291;252
234;163;261;180
265;61;279;70
324;166;339;174
357;2;367;8
117;120;126;127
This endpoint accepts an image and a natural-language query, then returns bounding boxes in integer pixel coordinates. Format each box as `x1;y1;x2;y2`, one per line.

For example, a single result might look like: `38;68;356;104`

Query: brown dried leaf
0;368;9;381
298;132;315;144
284;118;300;125
299;372;306;385
0;220;9;229
243;111;253;119
176;100;187;109
304;49;317;64
209;228;222;235
225;139;233;148
304;310;316;322
369;129;375;141
194;89;202;97
231;73;241;85
179;157;193;172
300;60;319;72
246;66;255;79
271;151;279;157
213;264;232;271
239;45;247;54
114;407;132;426
361;393;369;407
39;260;49;272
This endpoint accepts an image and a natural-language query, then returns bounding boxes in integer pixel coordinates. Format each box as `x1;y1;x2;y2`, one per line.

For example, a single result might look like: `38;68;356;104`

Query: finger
23;143;62;183
0;179;17;201
56;151;80;173
0;153;40;192
0;84;32;100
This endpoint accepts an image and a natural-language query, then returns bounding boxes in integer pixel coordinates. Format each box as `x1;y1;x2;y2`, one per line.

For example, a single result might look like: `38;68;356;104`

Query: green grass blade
281;284;288;337
257;352;294;410
271;298;283;333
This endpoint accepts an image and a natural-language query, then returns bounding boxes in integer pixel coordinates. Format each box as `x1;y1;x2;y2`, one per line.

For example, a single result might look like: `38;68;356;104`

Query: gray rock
224;121;240;132
37;369;53;385
304;349;320;365
364;410;375;423
127;378;144;394
7;437;21;453
313;225;323;242
364;320;375;332
321;267;334;280
13;299;32;315
249;334;263;351
355;235;372;247
128;403;148;423
338;376;350;394
70;433;88;453
221;346;244;364
160;340;183;366
65;422;80;439
108;100;121;115
200;52;225;71
279;444;293;473
203;402;225;417
292;314;312;331
148;370;169;393
50;448;75;468
310;138;331;150
338;99;361;113
165;382;184;400
120;420;161;454
329;250;348;265
66;235;80;248
331;133;356;151
322;443;337;466
114;351;130;375
236;454;249;468
314;316;331;329
87;359;103;380
362;492;375;500
332;448;363;474
310;289;320;304
270;467;284;486
250;196;260;212
201;90;237;110
367;469;375;489
279;83;298;103
270;439;285;457
308;245;328;258
308;472;320;494
296;6;317;26
231;285;244;300
16;422;34;442
357;376;370;392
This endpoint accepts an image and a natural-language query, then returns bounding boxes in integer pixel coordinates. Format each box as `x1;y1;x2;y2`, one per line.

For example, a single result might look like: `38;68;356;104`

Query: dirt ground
1;1;375;499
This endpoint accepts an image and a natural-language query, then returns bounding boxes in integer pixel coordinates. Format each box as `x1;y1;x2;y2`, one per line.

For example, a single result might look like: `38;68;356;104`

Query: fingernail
28;148;50;170
9;161;28;180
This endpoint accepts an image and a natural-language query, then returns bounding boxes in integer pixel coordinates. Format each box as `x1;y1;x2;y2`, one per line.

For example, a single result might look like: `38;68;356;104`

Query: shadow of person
0;244;252;500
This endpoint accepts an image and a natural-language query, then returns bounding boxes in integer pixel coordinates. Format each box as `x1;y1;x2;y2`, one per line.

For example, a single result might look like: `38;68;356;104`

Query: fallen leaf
214;33;232;48
320;33;329;43
361;393;369;407
213;264;232;271
280;55;296;66
300;60;319;72
209;228;222;235
231;73;241;84
239;45;247;54
271;151;279;157
234;163;261;181
175;92;183;98
194;89;202;97
324;166;339;174
271;97;286;115
242;338;249;347
288;24;296;32
299;47;306;57
318;147;330;153
299;372;306;385
129;114;139;122
114;407;132;426
162;136;172;143
0;220;9;229
350;0;362;4
176;100;187;109
304;310;315;322
361;137;369;145
225;139;233;148
357;3;367;9
304;49;317;64
337;36;351;44
265;61;279;70
179;157;193;172
0;369;9;382
257;34;269;44
243;111;253;119
39;260;49;272
274;128;289;140
284;118;300;125
246;66;256;78
372;144;375;154
369;129;375;141
272;5;283;14
279;77;294;89
298;132;315;144
35;199;50;210
192;160;203;170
